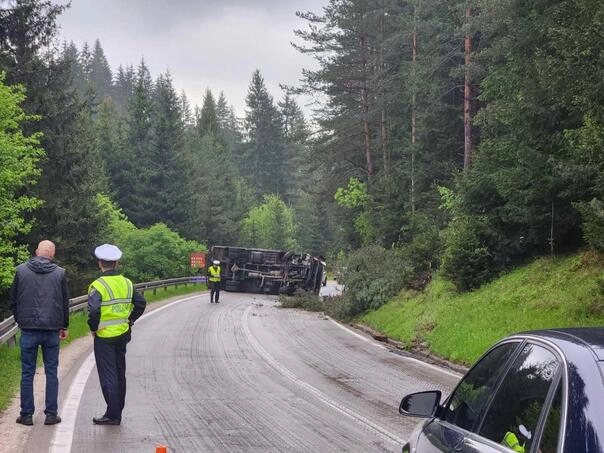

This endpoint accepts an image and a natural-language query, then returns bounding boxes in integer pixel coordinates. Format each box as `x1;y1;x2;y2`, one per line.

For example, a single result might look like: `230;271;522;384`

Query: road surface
15;287;459;452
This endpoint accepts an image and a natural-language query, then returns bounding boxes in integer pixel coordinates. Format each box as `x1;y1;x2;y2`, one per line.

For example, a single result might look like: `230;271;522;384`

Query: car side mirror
399;390;442;418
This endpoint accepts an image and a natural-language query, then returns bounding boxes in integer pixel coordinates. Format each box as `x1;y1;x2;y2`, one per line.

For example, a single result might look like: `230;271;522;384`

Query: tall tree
243;70;287;198
122;59;154;226
1;0;108;290
196;88;219;137
88;38;112;102
0;74;43;294
215;90;241;149
148;71;187;229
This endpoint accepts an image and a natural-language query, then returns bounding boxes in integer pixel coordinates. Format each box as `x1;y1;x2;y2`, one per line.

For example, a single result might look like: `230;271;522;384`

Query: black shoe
16;414;33;426
93;415;120;425
215;300;219;303
44;414;61;425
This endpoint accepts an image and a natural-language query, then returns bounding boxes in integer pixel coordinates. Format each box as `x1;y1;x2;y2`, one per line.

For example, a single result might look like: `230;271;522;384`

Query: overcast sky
54;0;327;117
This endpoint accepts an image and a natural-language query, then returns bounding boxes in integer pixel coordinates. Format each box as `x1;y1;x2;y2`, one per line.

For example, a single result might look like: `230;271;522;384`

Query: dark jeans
19;329;60;416
94;331;131;420
210;281;220;302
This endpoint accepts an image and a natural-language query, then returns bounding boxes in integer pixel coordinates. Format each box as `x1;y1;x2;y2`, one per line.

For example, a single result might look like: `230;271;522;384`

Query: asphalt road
26;287;459;453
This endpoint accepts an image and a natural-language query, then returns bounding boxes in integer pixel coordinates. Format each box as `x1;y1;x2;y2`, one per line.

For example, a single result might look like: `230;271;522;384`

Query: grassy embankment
360;251;604;366
0;283;206;412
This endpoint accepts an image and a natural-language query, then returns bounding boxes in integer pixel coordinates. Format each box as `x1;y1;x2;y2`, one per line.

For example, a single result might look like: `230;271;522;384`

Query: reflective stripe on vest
502;432;525;452
89;275;134;338
208;266;221;282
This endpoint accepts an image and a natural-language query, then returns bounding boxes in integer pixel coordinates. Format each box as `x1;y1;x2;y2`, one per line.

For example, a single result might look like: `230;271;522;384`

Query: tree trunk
411;6;418;213
463;5;472;172
380;6;388;175
360;32;373;177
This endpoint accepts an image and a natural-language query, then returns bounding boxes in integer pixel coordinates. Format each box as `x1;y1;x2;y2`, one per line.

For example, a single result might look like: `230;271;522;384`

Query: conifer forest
1;0;603;315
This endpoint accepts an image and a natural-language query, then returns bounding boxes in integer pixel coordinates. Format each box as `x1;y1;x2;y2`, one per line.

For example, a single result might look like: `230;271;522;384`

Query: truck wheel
225;280;241;292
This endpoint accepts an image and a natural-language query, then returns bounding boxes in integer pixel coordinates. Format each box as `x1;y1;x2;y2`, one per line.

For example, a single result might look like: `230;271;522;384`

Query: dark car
398;328;604;453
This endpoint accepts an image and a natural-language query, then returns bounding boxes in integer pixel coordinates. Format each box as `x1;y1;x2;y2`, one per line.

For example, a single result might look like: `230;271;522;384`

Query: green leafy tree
96;194;204;282
240;194;298;250
117;223;204;282
1;0;108;290
0;74;43;293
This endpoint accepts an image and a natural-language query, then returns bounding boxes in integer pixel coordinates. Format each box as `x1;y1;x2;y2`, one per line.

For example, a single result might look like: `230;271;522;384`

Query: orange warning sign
190;252;206;268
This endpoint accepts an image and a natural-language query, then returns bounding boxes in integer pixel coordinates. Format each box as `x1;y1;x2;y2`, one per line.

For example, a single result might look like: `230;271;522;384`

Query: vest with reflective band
89;275;134;338
502;432;525;452
208;266;221;282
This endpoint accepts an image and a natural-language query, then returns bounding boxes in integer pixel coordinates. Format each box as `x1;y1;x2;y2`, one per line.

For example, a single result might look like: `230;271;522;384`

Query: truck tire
225;280;241;292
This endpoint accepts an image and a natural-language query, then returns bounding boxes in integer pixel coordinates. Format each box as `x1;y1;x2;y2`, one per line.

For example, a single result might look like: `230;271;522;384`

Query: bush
575;198;604;251
338;245;411;317
117;223;204;282
96;195;206;283
440;215;496;291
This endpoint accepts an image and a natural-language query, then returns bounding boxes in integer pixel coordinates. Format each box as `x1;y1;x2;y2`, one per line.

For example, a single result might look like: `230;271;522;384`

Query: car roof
514;327;604;361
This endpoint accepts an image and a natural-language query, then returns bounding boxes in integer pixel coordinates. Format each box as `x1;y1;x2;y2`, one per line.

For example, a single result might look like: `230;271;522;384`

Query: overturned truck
208;245;325;295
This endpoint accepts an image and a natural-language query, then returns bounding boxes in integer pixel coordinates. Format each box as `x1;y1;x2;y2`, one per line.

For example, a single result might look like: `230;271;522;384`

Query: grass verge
360;252;604;366
0;283;206;412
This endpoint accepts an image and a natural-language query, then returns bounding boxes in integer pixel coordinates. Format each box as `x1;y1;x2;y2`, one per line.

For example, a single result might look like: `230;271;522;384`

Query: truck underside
208;246;325;295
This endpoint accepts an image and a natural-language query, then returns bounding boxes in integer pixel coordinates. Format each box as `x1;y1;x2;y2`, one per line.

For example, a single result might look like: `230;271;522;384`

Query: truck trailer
207;245;325;295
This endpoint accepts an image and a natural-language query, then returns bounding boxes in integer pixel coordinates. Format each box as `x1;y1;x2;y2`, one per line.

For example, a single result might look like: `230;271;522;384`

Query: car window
443;342;520;431
478;343;560;452
538;382;562;453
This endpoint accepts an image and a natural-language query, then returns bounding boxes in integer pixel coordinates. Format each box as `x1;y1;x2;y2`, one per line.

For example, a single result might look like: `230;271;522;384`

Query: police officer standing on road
208;259;221;303
87;244;146;425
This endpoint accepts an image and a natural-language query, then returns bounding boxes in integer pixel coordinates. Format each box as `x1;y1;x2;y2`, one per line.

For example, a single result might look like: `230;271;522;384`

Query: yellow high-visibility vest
502;431;525;452
89;275;134;338
208;265;221;282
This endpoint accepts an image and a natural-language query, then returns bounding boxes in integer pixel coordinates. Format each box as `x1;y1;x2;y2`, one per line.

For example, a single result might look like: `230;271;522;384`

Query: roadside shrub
338;245;411;317
440;215;496;291
117;223;204;282
96;195;206;283
575;198;604;251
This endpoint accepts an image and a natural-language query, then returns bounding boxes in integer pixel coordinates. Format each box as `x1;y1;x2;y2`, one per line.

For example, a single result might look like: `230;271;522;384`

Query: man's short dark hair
99;259;117;269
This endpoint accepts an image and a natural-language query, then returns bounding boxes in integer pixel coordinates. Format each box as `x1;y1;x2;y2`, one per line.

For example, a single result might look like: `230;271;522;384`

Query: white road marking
242;306;408;447
49;294;202;453
327;318;462;378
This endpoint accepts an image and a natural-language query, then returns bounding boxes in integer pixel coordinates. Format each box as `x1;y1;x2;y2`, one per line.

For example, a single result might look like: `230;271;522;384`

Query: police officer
502;431;525;452
208;260;221;303
87;244;146;425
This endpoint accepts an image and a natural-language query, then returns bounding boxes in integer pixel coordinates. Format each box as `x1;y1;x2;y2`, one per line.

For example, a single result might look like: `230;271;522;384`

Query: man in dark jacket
9;240;70;426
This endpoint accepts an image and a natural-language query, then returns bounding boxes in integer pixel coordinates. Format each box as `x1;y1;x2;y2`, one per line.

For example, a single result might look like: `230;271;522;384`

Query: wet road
53;289;458;452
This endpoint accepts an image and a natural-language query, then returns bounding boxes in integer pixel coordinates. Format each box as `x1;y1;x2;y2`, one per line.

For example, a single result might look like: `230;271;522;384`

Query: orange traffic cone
156;446;167;453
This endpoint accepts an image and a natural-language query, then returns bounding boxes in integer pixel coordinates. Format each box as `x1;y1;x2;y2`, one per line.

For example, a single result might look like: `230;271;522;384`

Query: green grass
361;251;604;366
0;283;206;412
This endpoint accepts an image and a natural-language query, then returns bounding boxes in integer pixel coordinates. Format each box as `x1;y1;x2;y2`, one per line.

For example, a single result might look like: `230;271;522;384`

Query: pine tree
122;59;154;226
215;90;242;149
113;64;135;115
148;71;187;230
89;39;113;102
243;70;286;199
196;88;218;137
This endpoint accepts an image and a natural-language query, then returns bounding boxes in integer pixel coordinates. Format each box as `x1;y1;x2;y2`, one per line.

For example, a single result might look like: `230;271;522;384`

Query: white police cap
213;260;220;265
94;244;122;261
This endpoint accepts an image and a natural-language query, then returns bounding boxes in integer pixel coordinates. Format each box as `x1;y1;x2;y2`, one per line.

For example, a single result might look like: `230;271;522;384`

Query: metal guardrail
0;276;207;348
